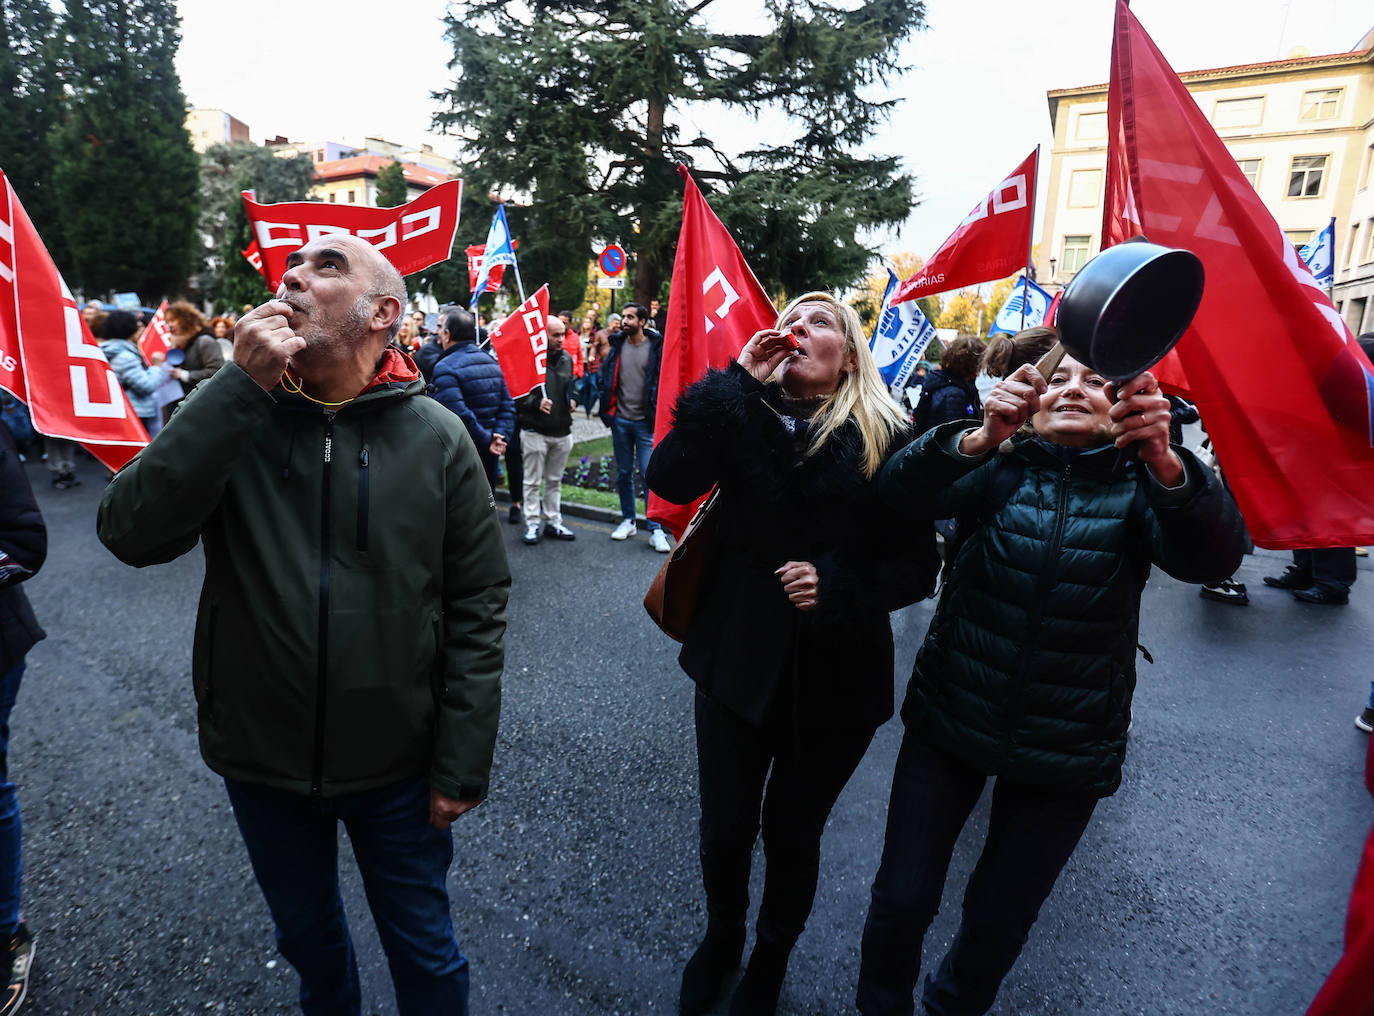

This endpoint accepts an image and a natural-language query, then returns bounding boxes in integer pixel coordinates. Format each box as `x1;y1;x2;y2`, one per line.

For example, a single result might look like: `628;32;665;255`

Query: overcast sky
175;0;1373;260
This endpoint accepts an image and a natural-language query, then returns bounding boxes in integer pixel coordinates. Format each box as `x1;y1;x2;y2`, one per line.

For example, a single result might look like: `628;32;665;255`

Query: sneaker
1356;708;1374;734
1262;567;1311;590
3;923;34;1016
522;522;540;545
1198;578;1249;605
650;529;671;553
1357;547;1369;558
611;519;637;541
545;522;576;542
508;504;522;525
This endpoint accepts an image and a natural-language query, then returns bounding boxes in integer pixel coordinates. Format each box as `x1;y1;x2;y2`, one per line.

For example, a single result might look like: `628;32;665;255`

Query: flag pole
1020;144;1040;331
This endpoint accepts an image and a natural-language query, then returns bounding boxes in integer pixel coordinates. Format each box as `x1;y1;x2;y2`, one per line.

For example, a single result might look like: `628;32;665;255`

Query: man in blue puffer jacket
429;309;516;488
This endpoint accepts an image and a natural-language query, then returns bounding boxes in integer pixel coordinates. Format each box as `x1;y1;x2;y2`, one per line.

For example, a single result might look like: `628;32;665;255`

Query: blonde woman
646;293;941;1016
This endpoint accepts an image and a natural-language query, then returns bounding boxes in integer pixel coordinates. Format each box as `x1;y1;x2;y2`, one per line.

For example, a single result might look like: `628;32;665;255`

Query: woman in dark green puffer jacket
856;356;1247;1016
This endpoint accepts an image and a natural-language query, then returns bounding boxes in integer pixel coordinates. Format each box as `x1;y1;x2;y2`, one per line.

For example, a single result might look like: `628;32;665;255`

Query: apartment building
1040;27;1374;336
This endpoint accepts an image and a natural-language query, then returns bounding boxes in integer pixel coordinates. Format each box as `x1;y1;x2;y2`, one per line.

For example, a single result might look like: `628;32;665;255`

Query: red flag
1102;0;1374;548
486;284;550;399
241;239;266;283
138;300;172;362
465;242;513;295
0;171;147;470
242;178;463;290
648;165;777;536
892;149;1038;305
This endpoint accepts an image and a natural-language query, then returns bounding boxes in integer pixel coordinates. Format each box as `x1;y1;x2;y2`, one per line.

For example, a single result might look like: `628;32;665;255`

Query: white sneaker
611;518;637;541
650;529;671;553
522;522;540;545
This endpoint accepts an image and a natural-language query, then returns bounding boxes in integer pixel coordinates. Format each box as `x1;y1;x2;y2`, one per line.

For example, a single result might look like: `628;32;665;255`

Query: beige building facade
185;108;250;153
1041;28;1374;336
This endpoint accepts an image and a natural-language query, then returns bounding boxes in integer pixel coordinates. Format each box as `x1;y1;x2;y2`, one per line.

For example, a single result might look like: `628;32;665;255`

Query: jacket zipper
311;414;335;800
356;446;370;552
1002;461;1072;763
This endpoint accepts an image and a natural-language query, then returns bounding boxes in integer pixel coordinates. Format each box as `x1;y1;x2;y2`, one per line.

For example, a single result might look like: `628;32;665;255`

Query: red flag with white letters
138;300;172;362
649;165;777;536
241;179;463;290
1102;0;1374;548
891;149;1038;305
0;170;148;470
486;284;550;399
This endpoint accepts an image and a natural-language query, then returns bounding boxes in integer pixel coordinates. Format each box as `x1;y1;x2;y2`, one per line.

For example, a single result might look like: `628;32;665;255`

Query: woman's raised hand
737;329;797;384
959;363;1046;456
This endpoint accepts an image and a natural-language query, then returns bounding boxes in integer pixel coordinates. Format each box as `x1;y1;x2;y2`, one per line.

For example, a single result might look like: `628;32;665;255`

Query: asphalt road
9;452;1372;1015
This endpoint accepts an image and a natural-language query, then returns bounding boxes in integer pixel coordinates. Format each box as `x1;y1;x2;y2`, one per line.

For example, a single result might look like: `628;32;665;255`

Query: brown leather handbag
643;489;722;642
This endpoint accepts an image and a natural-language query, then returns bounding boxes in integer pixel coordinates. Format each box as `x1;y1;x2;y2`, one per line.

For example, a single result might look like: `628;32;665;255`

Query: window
1362;145;1374;190
1067;169;1102;207
328;192;336;203
1284;229;1313;250
316;148;325;162
1287;155;1328;198
1213;96;1264;129
347;189;356;203
1235;158;1261;189
1061;235;1092;274
1364;220;1374;264
1075;112;1106;141
1300;88;1342;121
1345;221;1359;271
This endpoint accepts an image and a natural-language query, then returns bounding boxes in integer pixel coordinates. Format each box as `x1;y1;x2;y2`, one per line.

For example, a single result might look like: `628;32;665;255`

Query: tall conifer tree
50;0;200;302
434;1;925;304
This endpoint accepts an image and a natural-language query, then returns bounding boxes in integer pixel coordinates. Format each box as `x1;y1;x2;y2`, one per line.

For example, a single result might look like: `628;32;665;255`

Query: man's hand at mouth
237;299;309;393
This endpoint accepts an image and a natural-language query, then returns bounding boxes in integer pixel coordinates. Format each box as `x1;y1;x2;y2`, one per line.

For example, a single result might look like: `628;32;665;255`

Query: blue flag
987;275;1054;337
1299;218;1334;289
470;205;518;309
870;268;938;392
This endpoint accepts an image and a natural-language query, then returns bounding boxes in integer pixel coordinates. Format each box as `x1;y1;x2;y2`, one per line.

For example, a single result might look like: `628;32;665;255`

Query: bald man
98;234;510;1016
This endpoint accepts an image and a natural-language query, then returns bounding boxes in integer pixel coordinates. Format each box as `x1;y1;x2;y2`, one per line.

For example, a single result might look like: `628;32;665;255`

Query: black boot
727;939;790;1016
680;926;744;1016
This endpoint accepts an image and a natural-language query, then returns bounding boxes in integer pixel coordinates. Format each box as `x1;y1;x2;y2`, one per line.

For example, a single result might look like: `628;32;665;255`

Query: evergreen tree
49;0;200;302
374;160;408;208
434;1;925;304
0;0;67;265
198;141;315;309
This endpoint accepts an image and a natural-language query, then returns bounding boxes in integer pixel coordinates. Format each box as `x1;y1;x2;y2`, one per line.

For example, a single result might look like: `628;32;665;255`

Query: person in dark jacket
600;304;669;551
99;310;169;436
856;357;1247;1016
516;316;577;545
647;292;941;1016
98;235;510;1016
0;419;46;1011
912;334;984;434
429;309;517;489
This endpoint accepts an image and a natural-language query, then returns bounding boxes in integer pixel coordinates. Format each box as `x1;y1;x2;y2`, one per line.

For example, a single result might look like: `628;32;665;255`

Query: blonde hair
771;292;908;478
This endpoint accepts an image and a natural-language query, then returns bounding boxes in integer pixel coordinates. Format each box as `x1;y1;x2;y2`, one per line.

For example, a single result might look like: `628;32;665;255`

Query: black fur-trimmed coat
645;361;940;732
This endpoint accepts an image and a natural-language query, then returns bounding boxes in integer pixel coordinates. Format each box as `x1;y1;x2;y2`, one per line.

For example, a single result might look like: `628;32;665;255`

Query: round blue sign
599;244;626;277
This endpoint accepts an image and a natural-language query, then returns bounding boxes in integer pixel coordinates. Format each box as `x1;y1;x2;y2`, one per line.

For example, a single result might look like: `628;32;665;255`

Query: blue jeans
0;662;24;937
857;735;1096;1016
225;776;468;1016
610;415;661;530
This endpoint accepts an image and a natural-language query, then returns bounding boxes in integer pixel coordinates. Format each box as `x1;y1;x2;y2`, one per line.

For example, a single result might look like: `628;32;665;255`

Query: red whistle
781;332;801;350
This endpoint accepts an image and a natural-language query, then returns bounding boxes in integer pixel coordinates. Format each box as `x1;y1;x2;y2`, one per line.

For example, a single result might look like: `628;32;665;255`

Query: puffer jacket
0;422;45;675
97;356;511;801
913;369;981;433
647;362;941;732
880;421;1246;797
100;338;167;419
429;341;517;450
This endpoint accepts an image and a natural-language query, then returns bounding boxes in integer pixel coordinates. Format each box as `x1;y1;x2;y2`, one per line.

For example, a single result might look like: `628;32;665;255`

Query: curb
492;486;656;529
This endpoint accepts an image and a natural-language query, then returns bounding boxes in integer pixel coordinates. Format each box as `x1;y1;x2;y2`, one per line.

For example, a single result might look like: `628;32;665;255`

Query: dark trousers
225;776;468;1016
504;427;523;505
857;735;1097;1016
1291;548;1357;595
693;690;874;952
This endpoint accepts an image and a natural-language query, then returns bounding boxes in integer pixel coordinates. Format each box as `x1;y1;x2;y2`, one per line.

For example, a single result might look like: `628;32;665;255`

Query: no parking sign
598;244;626;277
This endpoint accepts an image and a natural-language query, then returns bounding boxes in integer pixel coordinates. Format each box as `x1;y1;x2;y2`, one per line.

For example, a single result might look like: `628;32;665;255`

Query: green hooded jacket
98;361;511;801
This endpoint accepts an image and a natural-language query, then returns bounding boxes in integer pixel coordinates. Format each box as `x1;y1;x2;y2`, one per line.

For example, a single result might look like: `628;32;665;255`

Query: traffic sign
598;244;626;277
597;276;626;289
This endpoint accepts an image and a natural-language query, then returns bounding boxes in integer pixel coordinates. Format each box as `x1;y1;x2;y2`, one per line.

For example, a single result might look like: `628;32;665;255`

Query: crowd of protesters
0;259;1370;1016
